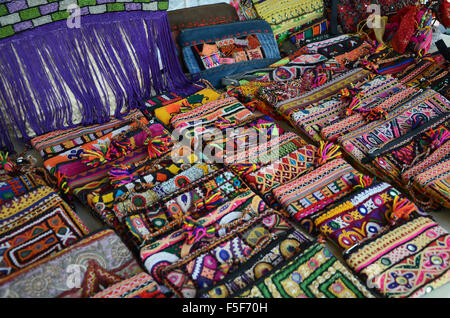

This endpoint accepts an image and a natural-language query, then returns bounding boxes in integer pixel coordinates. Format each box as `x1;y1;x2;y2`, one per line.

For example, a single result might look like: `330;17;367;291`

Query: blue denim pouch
178;20;281;88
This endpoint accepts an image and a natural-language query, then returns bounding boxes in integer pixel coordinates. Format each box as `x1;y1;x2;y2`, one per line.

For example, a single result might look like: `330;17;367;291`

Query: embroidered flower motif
423;252;448;269
387;272;414;290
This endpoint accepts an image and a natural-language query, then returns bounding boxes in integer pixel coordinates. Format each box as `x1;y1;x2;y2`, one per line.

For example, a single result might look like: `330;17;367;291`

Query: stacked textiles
11;27;450;299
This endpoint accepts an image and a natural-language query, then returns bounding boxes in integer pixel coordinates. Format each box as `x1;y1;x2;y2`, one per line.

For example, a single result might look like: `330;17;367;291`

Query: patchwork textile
236;241;375;298
93;272;165;298
345;217;450;298
313;182;423;251
0;173;46;205
0;186;89;277
140;191;270;284
201;228;311;298
273;158;361;223
0;229;143;298
161;209;297;297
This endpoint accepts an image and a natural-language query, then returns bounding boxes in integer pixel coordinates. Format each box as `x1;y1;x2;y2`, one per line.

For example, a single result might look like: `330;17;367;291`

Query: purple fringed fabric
0;11;198;151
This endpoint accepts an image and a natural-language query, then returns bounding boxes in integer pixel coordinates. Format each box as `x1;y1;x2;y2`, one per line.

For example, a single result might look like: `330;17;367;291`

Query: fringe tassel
430;129;450;150
0;11;198;151
360;106;388;121
353;175;375;189
108;164;135;188
111;139;132;157
145;134;173;159
312;72;328;88
182;216;217;245
55;171;70;194
340;84;364;116
254;123;280;137
0;151;16;173
80;143;117;168
195;192;224;211
317;142;342;166
389;196;417;225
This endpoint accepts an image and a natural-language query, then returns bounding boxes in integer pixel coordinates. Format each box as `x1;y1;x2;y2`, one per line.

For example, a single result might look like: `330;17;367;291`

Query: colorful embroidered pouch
290;75;407;143
67;147;150;202
113;163;218;219
272;158;361;223
344;217;450;298
0;186;89;277
200;227;311;298
244;144;318;203
236;241;375;298
161;209;296;297
178;20;281;88
364;113;450;187
208;115;285;162
140;191;270;284
320;87;417;142
30;109;145;161
339;89;450;165
256;53;328;82
277;68;370;119
0;229;143;298
224;132;307;176
170;97;257;149
313;182;422;251
46;116;169;177
125;169;251;244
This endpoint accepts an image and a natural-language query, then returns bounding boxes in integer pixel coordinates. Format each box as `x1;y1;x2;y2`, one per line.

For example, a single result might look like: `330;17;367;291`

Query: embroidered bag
178;20;281;88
